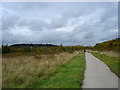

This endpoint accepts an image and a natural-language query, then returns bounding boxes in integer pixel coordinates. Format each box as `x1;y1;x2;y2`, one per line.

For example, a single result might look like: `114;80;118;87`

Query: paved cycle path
82;52;118;88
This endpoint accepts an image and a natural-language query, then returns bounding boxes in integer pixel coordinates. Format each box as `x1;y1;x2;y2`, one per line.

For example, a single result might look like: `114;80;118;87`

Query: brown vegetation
2;51;80;88
91;50;118;58
93;38;120;52
0;54;2;89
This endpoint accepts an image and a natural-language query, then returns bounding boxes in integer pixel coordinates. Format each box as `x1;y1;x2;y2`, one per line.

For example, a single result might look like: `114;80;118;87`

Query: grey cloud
2;2;118;46
18;19;50;31
2;15;19;30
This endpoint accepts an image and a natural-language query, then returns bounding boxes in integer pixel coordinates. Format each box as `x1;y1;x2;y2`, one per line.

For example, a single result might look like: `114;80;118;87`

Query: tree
60;43;63;47
2;45;11;54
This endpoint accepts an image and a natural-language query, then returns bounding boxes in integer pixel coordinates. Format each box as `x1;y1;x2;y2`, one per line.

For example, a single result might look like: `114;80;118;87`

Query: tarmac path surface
82;52;119;88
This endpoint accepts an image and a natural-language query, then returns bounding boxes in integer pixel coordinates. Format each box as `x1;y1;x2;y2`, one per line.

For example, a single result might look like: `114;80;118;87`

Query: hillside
93;38;120;51
9;44;58;48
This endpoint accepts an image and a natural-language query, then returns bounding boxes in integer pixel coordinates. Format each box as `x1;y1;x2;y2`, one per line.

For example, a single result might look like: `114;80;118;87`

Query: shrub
2;45;11;54
19;47;32;53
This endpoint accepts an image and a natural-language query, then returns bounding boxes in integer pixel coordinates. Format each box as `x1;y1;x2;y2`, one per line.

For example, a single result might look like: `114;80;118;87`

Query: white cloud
9;25;32;36
2;2;118;46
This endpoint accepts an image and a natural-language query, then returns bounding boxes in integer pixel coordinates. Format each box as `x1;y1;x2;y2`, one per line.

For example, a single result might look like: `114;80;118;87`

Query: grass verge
31;52;85;88
90;52;119;77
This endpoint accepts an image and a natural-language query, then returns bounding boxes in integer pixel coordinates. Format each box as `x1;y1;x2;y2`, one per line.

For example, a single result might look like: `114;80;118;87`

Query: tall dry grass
0;54;2;89
91;50;118;58
99;51;118;58
2;51;80;88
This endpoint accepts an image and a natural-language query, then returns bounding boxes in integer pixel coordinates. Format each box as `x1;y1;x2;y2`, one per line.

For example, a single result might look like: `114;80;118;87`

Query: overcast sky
2;2;118;46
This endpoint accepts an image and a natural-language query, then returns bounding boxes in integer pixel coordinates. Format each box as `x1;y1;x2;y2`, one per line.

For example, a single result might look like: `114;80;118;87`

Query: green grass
90;52;119;77
3;52;79;88
31;52;86;88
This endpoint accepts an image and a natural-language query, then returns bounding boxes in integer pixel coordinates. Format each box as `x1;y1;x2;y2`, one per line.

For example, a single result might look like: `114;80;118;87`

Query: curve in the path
82;52;118;88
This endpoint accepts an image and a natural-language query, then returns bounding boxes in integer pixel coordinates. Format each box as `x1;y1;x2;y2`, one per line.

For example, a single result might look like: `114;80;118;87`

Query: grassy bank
90;52;119;77
31;52;85;88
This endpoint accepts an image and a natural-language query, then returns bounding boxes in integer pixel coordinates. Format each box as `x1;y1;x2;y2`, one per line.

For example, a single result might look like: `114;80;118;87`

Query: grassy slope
90;52;119;77
31;52;85;88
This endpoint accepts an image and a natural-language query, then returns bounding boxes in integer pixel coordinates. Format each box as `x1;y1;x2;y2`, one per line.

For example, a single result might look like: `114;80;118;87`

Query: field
31;52;85;88
2;51;82;88
2;38;119;88
90;51;119;77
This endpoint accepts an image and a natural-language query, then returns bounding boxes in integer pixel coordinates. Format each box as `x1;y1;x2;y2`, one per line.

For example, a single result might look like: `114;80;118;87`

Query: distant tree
2;44;11;54
60;43;63;47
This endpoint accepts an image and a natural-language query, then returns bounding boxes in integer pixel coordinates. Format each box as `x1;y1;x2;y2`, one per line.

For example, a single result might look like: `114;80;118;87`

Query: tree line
93;38;120;52
2;38;119;54
1;44;91;54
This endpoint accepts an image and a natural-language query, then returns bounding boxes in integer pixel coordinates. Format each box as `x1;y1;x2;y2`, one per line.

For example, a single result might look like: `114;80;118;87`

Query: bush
21;47;32;53
2;45;11;54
